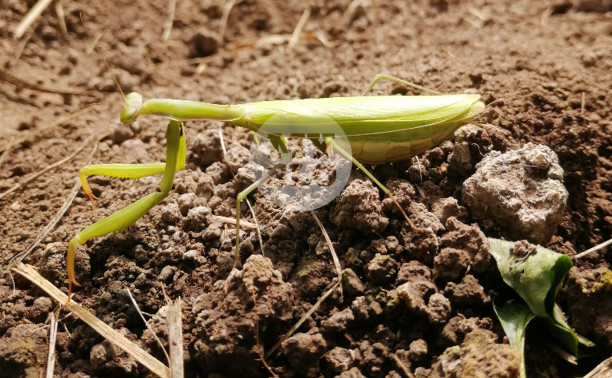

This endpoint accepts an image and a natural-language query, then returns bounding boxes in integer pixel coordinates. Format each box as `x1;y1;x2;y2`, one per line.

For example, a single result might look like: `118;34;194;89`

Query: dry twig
4;140;97;267
0;136;15;169
162;0;177;41
584;356;612;378
266;278;340;358
85;32;103;54
246;198;265;256
0;68;96;96
45;311;59;378
575;238;612;259
0;134;97;202
216;127;265;251
287;8;311;52
310;210;342;285
126;288;170;363
11;263;170;378
6;180;80;267
13;0;53;39
54;1;68;36
251;294;278;377
392;353;415;378
167;299;184;378
0;101;107;154
219;0;240;43
14;27;34;62
540;6;553;28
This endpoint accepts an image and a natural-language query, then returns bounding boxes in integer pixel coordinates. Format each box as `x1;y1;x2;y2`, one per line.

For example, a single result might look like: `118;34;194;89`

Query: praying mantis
66;74;484;297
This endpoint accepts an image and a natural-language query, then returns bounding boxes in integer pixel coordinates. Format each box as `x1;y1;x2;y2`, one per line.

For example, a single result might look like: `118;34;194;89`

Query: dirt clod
431;197;468;224
192;255;295;375
444;274;489;306
408;339;428;363
358;341;391;377
337;367;366;378
90;339;138;375
183;206;212;232
351;296;384;323
177;192;198;215
331;179;389;234
111;124;135;145
28;297;52;322
0;324;47;378
427;293;452;324
324;346;357;374
431;329;521;378
462;143;568;244
366;253;399;285
321;308;355;334
342;268;365;296
160;202;182;225
396;271;437;316
565;266;612;350
396;261;433;285
280;330;327;377
191;131;225;167
400;226;440;265
440;316;494;346
434;218;490;281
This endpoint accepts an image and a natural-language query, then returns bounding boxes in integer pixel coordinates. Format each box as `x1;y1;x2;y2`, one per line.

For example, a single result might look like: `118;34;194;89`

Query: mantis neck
141;99;246;122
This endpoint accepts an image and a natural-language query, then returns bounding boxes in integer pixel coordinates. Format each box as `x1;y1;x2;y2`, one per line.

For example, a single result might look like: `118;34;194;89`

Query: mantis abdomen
231;94;484;164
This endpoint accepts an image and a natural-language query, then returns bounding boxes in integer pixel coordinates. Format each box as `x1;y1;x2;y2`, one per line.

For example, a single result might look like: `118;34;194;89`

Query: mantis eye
120;92;143;123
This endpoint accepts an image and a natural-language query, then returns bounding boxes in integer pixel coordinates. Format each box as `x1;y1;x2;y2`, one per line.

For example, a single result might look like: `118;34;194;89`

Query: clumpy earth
462;142;568;245
0;0;610;377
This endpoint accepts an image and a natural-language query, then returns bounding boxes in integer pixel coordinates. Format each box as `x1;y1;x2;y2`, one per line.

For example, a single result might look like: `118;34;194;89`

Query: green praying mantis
66;74;485;298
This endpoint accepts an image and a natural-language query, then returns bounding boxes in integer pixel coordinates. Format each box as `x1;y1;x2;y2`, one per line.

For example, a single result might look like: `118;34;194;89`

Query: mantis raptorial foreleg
66;120;185;299
79;133;187;215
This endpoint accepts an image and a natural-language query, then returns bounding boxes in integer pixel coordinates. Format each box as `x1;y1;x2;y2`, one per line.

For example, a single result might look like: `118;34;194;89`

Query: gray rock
462;143;568;244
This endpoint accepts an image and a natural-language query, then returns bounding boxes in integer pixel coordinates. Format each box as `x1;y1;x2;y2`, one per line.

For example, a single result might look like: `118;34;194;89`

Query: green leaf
548;303;595;354
493;301;536;378
488;238;594;355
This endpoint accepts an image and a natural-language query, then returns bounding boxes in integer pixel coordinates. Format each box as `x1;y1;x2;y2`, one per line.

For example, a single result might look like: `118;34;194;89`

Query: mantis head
120;92;143;123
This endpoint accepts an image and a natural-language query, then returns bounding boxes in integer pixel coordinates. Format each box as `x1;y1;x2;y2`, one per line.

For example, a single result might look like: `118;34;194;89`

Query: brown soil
1;0;610;377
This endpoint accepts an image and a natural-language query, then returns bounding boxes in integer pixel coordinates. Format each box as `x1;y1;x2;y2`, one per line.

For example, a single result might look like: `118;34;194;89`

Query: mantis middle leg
324;137;420;231
66;120;185;298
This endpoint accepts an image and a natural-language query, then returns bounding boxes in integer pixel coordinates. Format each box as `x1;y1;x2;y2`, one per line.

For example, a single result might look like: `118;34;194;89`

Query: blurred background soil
0;0;610;377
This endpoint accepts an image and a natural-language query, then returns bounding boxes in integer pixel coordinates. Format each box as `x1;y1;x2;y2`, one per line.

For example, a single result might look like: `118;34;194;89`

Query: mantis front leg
79;128;186;215
66;120;185;299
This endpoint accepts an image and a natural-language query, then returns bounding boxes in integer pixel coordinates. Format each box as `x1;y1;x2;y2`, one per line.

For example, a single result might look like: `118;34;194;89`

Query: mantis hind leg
67;120;184;300
324;137;420;232
361;73;442;96
79;130;186;216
